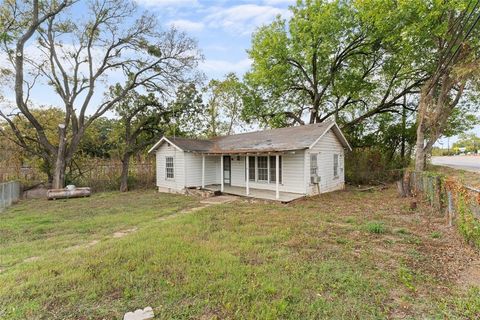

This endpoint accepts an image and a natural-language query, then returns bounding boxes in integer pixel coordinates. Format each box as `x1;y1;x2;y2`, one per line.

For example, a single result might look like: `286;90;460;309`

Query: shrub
345;148;406;185
456;193;480;248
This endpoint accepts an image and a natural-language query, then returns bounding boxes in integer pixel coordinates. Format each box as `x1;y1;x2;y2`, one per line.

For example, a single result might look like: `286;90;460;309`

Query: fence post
0;183;4;210
7;182;12;207
447;190;454;227
436;176;442;211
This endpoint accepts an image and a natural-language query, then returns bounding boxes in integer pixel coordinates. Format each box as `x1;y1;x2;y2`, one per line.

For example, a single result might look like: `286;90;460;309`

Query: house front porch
204;184;305;203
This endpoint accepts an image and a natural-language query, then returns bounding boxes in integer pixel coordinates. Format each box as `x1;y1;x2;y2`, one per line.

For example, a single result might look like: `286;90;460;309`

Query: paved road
431;156;480;173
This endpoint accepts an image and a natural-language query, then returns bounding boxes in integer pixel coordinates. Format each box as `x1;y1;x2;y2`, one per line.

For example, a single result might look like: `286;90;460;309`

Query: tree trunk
414;122;426;172
414;84;431;172
120;152;132;192
400;96;407;164
52;124;67;189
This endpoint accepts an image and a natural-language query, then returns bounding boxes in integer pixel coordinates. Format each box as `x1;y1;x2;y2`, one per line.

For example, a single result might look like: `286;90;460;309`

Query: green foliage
109;87;172;156
167;74;248;138
167;83;207;137
1;188;476;318
205;73;246;137
443;109;480;139
396;228;410;235
413;170;480;249
397;265;416;292
244;0;375;126
456;193;480;248
452;133;480;153
1;0;201;188
345;148;404;185
449;287;480;318
79;117;117;158
242;0;452;127
365;221;386;234
344;111;416;184
430;231;442;239
242;0;479;171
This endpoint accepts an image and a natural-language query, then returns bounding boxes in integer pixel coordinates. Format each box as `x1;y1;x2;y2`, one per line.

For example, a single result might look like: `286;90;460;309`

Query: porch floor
204;184;305;203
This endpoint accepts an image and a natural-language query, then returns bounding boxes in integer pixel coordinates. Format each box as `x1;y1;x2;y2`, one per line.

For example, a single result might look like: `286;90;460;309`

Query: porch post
275;154;280;199
220;154;224;192
201;154;205;189
246;155;250;195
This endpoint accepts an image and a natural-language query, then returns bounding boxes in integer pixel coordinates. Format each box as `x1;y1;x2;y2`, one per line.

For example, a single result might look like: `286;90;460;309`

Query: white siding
155;143;185;191
154;129;345;196
184;153;201;187
205;156;220;185
230;156;245;187
184;154;220;187
228;152;306;194
306;129;345;195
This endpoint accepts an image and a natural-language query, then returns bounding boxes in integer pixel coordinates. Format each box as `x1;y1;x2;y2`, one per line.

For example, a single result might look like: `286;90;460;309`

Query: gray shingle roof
167;137;214;152
150;120;351;154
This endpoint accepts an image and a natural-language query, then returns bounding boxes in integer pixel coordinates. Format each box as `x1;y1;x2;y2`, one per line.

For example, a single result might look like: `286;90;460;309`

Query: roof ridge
212;121;332;140
167;120;334;142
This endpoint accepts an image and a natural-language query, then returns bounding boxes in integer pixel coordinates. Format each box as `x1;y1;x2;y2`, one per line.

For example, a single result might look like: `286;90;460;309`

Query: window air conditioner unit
311;175;321;184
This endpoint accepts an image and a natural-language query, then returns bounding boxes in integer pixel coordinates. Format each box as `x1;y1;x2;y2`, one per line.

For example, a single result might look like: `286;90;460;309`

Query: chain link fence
0;181;21;212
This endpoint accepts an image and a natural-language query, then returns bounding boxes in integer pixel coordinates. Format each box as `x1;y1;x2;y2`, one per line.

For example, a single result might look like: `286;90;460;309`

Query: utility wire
426;0;480;95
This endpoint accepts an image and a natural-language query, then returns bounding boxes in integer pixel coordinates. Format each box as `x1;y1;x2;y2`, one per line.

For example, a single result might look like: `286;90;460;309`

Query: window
310;153;318;184
246;156;282;184
333;154;339;178
257;156;268;181
269;156;282;183
248;156;255;181
165;156;174;179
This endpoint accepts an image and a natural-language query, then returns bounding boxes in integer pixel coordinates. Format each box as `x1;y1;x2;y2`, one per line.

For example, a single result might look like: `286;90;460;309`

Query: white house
148;120;351;202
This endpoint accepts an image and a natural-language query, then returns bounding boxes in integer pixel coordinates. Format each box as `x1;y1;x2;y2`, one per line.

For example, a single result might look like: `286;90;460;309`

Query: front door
223;156;231;185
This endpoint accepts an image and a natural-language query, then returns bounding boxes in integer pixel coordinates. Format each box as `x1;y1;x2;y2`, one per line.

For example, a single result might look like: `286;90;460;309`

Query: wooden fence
0;166;43;183
0;159;156;191
70;160;155;191
399;171;480;247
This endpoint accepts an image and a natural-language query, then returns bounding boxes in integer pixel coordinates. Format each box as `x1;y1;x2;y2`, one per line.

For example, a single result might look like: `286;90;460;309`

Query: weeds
365;221;386;234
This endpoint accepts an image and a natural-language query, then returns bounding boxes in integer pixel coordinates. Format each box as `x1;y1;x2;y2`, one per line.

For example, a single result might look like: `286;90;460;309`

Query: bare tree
0;0;201;188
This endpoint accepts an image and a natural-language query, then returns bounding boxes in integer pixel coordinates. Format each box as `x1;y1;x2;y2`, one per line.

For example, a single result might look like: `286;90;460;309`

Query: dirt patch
23;256;40;263
199;195;238;205
65;240;100;251
458;261;480;289
112;227;138;238
158;195;239;220
297;186;480;292
402;212;480;286
180;205;210;214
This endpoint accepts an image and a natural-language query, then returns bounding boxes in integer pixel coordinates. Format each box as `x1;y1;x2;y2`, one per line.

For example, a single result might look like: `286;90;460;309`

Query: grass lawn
428;164;480;187
1;187;479;319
